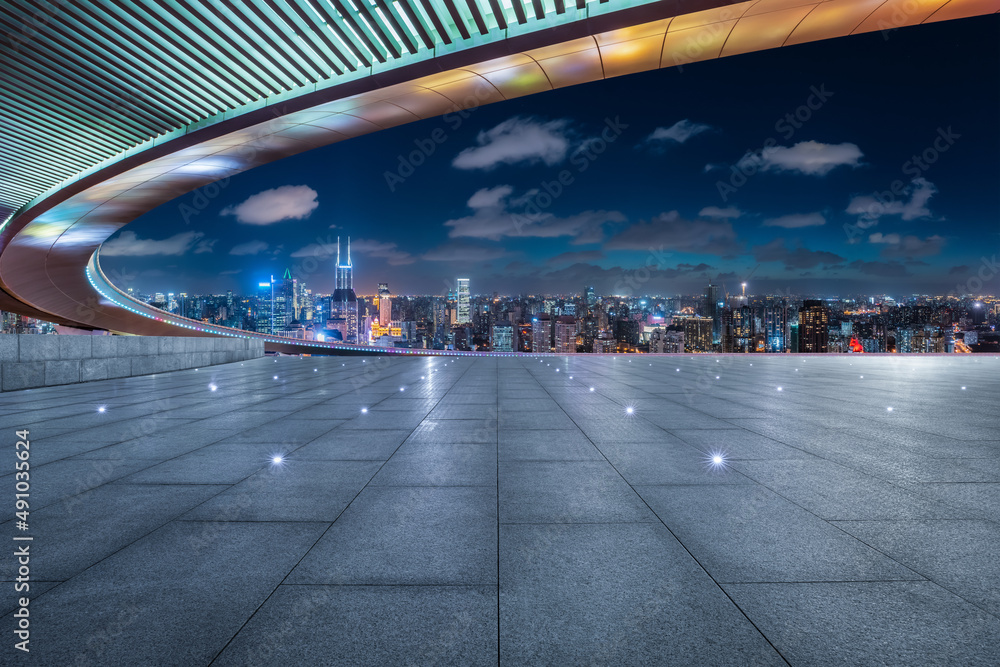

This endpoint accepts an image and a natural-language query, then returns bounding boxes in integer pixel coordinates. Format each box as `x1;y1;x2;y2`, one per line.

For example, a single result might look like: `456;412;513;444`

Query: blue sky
102;16;1000;298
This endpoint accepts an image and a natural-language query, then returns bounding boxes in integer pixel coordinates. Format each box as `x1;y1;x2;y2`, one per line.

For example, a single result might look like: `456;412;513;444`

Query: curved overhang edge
1;0;995;348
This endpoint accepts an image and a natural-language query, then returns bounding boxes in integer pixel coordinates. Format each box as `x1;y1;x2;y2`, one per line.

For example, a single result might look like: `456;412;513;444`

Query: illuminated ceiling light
97;406;106;413
776;387;782;391
272;456;283;464
961;386;966;390
209;383;218;391
273;375;278;379
589;387;595;392
886;407;893;412
361;407;368;414
625;405;635;415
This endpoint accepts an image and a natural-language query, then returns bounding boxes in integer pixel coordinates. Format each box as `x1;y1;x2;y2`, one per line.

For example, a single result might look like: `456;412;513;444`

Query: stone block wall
0;335;264;391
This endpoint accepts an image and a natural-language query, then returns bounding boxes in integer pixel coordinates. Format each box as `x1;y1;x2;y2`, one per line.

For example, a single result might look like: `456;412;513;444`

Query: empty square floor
3;353;999;665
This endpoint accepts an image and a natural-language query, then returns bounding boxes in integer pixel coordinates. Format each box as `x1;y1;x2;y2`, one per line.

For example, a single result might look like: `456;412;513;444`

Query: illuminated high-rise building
378;282;391;325
457;278;470;323
798;300;829;353
679;316;713;352
330;237;358;343
554;316;577;353
704;283;722;343
585;285;596;306
492;320;514;352
275;269;294;331
762;302;788;353
532;313;551;352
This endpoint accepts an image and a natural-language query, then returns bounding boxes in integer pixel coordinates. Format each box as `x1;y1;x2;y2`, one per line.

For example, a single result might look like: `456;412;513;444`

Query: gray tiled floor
3;353;1000;664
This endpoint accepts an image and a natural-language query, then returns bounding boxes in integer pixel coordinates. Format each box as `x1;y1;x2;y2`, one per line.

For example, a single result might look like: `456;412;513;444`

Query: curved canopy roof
0;0;994;349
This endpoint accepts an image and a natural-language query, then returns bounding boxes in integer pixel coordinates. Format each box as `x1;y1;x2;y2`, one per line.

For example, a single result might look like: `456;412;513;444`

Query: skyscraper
492;320;514;352
457;278;470;323
554;316;577;353
762;302;788;353
798;300;829;353
378;282;391;326
532;313;551;353
330;237;358;343
679;316;713;352
704;283;722;344
585;285;596;306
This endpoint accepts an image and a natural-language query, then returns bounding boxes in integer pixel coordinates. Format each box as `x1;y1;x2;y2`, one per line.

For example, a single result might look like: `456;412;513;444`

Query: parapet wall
0;335;264;391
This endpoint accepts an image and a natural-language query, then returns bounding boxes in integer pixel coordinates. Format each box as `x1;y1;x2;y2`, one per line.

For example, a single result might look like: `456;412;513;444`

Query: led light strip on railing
85;263;534;357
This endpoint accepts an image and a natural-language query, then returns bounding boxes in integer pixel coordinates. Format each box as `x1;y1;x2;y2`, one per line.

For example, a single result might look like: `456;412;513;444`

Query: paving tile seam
43;360;458;511
278;583;500;587
819;522;1000;623
716;579;930;585
10;363;464;619
499;520;662;525
516;358;794;667
701;421;998;518
172;519;335;524
205;359;479;667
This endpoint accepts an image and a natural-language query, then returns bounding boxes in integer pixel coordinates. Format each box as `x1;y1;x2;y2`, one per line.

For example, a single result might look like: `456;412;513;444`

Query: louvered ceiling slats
1;0;663;227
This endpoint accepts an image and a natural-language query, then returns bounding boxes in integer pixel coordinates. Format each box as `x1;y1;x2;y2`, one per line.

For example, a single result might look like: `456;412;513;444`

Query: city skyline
99;17;999;298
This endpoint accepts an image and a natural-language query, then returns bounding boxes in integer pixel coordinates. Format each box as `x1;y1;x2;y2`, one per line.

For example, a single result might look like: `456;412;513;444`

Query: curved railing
87;251;531;356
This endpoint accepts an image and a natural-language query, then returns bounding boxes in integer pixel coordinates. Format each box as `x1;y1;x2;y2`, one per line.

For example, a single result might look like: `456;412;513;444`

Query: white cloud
467;185;513;209
349;239;415;265
869;233;944;258
646;120;712;145
422;243;511;263
221;185;319;225
699;206;742;219
289;242;337;259
101;231;207;257
738;140;863;176
605;211;743;257
443;186;624;243
846;178;936;224
229;240;269;256
762;212;826;228
194;238;217;254
452;117;571;170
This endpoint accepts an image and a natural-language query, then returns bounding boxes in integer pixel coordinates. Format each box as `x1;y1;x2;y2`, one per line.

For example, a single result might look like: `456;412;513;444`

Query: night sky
102;16;1000;298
